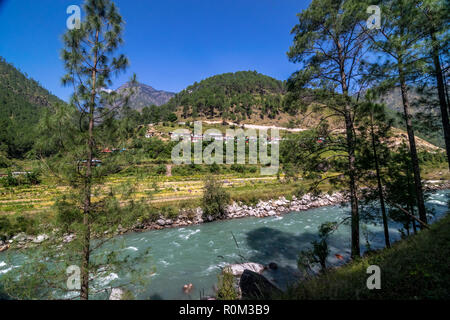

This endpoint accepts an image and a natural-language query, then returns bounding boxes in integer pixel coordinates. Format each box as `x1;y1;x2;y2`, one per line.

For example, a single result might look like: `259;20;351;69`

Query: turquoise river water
1;190;449;300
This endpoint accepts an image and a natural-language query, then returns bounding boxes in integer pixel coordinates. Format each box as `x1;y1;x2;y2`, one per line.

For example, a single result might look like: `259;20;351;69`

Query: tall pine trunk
345;108;360;258
406;166;418;235
80;30;99;301
370;119;390;248
430;31;450;170
338;45;360;258
397;58;427;225
343;101;359;258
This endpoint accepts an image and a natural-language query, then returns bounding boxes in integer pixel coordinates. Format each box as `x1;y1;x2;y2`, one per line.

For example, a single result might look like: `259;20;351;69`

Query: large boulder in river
223;262;265;276
109;288;124;300
239;270;283;299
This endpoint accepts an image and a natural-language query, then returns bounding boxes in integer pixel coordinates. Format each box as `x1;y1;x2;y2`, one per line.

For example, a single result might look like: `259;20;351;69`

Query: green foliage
165;71;287;120
141;105;163;124
0;171;41;188
0;172;18;187
155;164;167;175
0;57;64;158
202;175;230;220
54;196;83;233
137;138;174;161
0;214;41;239
298;222;337;274
167;113;178;122
294;184;307;198
0;150;11;168
230;164;246;173
209;162;220;174
217;271;239;300
172;163;205;176
0;216;12;240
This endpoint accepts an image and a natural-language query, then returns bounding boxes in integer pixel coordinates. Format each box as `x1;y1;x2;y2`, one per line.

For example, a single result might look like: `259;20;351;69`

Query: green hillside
165;71;289;121
0;57;63;159
160;71;444;149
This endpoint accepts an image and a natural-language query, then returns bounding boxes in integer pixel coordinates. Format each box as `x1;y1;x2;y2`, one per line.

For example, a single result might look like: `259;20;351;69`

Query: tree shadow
148;293;164;300
243;227;350;290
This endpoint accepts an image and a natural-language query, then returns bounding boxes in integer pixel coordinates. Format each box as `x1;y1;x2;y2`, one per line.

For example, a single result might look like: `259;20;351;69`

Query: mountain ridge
115;81;175;110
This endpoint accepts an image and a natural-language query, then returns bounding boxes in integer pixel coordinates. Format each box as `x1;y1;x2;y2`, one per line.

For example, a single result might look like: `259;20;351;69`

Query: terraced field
1;161;448;217
0;172;283;215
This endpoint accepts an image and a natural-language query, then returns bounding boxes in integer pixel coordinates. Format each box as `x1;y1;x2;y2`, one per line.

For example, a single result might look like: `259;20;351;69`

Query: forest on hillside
0;58;63;160
164;71;291;121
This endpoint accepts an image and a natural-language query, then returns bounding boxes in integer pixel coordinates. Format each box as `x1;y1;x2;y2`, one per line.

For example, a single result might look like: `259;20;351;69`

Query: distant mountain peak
115;81;175;109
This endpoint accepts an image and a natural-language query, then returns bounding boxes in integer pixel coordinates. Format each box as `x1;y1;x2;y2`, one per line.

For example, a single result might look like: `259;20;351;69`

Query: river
1;190;449;300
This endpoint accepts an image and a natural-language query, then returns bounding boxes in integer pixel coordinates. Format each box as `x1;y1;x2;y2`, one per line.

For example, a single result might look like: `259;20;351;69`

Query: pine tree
288;0;369;258
363;0;428;225
356;94;392;248
3;0;151;300
416;0;450;169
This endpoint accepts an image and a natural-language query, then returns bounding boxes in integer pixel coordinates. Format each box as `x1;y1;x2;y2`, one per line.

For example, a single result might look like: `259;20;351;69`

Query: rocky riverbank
132;180;450;232
0;191;347;251
134;191;347;232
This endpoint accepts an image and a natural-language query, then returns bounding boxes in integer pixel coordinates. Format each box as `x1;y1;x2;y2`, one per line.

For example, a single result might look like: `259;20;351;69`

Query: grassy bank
281;214;450;300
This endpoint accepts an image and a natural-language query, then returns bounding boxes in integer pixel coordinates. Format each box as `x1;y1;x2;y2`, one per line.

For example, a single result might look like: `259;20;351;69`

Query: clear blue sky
0;0;310;101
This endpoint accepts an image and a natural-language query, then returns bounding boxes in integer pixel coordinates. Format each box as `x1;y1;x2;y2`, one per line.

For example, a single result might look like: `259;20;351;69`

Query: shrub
0;216;12;240
162;206;178;219
14;215;35;235
25;171;41;185
298;222;337;274
172;164;205;176
283;163;299;182
0;171;41;187
147;209;160;222
0;152;10;168
230;164;245;173
217;271;239;300
202;175;230;220
247;166;257;173
294;184;307;198
55;197;83;233
167;113;178;122
1;172;19;188
209;162;220;174
155;164;167;175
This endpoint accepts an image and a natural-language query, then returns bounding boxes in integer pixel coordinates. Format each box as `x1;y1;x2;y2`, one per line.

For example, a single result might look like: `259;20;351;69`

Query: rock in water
239;270;282;299
223;262;265;276
268;262;278;270
109;288;124;300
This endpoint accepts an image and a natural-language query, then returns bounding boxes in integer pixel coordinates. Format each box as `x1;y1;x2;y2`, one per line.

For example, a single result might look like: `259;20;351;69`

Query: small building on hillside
145;127;158;138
